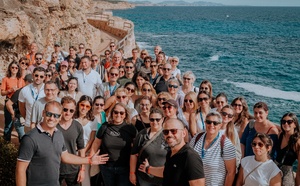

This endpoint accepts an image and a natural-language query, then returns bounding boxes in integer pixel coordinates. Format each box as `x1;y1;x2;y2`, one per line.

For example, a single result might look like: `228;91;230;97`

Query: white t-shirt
75;119;97;147
73;69;102;99
241;156;281;186
190;132;236;186
18;84;45;127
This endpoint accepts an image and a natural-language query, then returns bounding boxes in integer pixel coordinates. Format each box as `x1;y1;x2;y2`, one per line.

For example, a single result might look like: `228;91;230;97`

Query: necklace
201;132;220;158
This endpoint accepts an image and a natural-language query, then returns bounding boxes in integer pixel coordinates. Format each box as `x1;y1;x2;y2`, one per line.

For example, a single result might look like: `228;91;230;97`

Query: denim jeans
100;165;131;186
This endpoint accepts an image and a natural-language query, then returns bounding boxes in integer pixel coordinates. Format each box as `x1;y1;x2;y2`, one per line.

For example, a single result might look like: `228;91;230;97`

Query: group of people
1;41;299;186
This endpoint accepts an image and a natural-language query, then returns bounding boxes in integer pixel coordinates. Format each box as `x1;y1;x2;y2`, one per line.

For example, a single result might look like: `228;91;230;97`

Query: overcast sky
135;0;300;6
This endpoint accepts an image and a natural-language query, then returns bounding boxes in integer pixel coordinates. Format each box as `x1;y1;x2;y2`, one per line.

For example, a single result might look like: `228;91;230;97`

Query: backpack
194;132;226;157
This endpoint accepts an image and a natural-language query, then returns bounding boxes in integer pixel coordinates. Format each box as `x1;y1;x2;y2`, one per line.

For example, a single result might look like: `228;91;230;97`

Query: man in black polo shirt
139;118;205;186
16;101;109;186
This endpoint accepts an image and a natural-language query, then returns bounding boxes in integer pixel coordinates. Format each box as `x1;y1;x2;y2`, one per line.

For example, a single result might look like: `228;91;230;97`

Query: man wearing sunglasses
16;101;109;186
127;48;143;72
57;97;85;185
154;63;176;94
117;61;135;87
28;52;48;73
99;67;120;100
30;80;61;129
139;118;205;186
19;67;46;130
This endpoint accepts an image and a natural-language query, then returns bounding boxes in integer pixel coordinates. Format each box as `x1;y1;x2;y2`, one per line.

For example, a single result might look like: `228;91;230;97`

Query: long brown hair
231;97;253;127
221;105;236;145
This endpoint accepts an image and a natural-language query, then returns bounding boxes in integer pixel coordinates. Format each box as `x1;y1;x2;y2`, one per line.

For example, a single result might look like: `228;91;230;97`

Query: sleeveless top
276;133;297;166
135;114;150;132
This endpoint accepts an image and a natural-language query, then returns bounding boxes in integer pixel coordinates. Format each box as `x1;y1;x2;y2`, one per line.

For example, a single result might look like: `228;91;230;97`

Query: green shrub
0;137;18;185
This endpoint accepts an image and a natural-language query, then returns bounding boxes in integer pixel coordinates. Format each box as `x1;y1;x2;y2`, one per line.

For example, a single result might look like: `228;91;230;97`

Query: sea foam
224;80;300;102
209;54;219;62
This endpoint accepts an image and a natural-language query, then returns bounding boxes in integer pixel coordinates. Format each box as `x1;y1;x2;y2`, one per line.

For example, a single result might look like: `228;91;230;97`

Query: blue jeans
100;165;131;186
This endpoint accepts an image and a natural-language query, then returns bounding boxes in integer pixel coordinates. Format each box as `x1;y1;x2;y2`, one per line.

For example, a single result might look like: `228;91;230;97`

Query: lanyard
200;111;205;130
108;84;117;96
30;84;42;101
201;132;219;158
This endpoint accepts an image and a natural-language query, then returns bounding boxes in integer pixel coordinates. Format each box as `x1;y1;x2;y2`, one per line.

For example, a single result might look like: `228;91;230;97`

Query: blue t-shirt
240;124;278;159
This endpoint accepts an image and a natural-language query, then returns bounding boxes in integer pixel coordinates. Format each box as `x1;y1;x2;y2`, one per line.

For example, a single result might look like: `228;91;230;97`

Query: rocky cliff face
0;0;134;80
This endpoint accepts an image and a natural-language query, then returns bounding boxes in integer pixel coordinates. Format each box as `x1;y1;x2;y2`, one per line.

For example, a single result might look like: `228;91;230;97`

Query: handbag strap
243;162;265;185
139;128;162;157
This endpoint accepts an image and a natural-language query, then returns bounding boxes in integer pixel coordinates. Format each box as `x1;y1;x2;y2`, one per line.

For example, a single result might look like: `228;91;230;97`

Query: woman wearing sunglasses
132;96;151;132
93;96;107;130
133;82;157;113
190;90;212;136
275;112;300;186
190;111;236;186
90;103;137;186
214;92;228;113
236;133;282;186
58;77;83;103
241;102;279;160
220;105;242;173
140;56;152;74
105;88;138;121
179;71;199;96
182;92;198;135
155;92;172;110
167;79;184;108
231;97;253;138
130;108;167;186
74;95;97;186
19;57;30;78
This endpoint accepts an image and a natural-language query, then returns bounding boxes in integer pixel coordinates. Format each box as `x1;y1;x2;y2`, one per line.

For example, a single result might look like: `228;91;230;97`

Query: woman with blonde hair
90;103;137;186
181;92;199;136
167;79;184;108
140;49;149;60
179;71;199;95
133;82;157;112
155;92;172;110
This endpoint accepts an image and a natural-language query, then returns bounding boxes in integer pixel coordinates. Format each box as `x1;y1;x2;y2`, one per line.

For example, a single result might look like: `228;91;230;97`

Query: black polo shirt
163;144;205;186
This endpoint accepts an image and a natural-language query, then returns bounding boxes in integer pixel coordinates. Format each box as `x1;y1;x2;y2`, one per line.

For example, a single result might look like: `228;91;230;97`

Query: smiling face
254;108;268;123
221;108;234;125
184;95;195;110
198;92;210;109
42;104;62;130
116;91;128;104
33;71;45;86
136;76;146;88
149;113;163;131
205;115;222;136
142;84;152;97
125;84;135;97
252;137;271;157
168;82;179;95
68;79;78;92
216;96;227;112
140;99;152;113
281;116;296;134
81;58;91;70
93;98;105;113
163;119;185;148
183;75;194;86
163;103;177;118
233;100;243;114
44;83;58;100
62;102;76;121
112;104;126;124
79;100;91;116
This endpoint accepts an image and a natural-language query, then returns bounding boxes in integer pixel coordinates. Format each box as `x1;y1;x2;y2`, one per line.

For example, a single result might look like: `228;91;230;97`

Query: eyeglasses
198;97;209;102
63;108;75;113
91;59;98;62
163;105;173;110
183;77;191;81
52;56;58;58
171;60;178;63
158;98;166;102
79;103;91;110
150;65;157;68
281;120;294;125
113;110;125;115
95;103;104;107
45;111;61;119
145;60;151;63
221;112;234;118
168;84;178;89
233;103;243;107
163;68;171;71
141;104;150;108
79;47;84;49
69;60;75;63
11;66;19;70
105;53;110;55
110;45;115;47
184;99;193;104
46;74;52;77
34;74;45;79
45;89;57;92
200;87;209;91
251;142;264;148
162;129;183;136
142;88;151;92
206;120;221;126
36;58;43;60
110;73;119;77
150;118;161;122
141;53;147;55
125;66;133;69
126;87;135;93
117;95;126;99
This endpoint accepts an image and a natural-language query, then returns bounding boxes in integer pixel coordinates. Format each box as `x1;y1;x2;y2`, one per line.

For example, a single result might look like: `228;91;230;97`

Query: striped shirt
190;132;236;186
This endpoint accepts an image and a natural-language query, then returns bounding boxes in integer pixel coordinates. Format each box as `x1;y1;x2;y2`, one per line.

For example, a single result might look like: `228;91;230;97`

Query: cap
24;74;33;83
54;42;61;47
60;61;68;67
163;99;178;108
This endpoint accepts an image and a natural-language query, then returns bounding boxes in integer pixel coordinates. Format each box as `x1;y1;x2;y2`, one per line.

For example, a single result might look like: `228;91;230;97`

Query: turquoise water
113;6;300;122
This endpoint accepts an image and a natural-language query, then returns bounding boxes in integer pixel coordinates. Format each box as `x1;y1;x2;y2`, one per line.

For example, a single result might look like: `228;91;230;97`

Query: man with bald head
139;118;205;186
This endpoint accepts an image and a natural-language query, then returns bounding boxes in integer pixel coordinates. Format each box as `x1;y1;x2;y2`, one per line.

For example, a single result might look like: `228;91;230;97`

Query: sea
113;6;300;123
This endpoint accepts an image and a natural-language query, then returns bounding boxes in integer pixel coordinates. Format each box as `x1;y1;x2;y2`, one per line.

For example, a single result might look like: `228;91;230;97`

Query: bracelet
130;172;135;175
80;169;85;171
145;166;151;174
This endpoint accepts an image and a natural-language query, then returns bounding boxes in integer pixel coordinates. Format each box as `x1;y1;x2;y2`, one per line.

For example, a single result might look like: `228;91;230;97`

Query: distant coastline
129;1;224;7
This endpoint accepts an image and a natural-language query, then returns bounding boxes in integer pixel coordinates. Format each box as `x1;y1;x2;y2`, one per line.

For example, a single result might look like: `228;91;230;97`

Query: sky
133;0;300;6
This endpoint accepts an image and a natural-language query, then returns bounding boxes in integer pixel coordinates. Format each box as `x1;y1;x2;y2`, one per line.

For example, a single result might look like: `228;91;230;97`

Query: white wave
136;41;153;50
224;79;300;102
151;35;169;38
209;54;219;62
